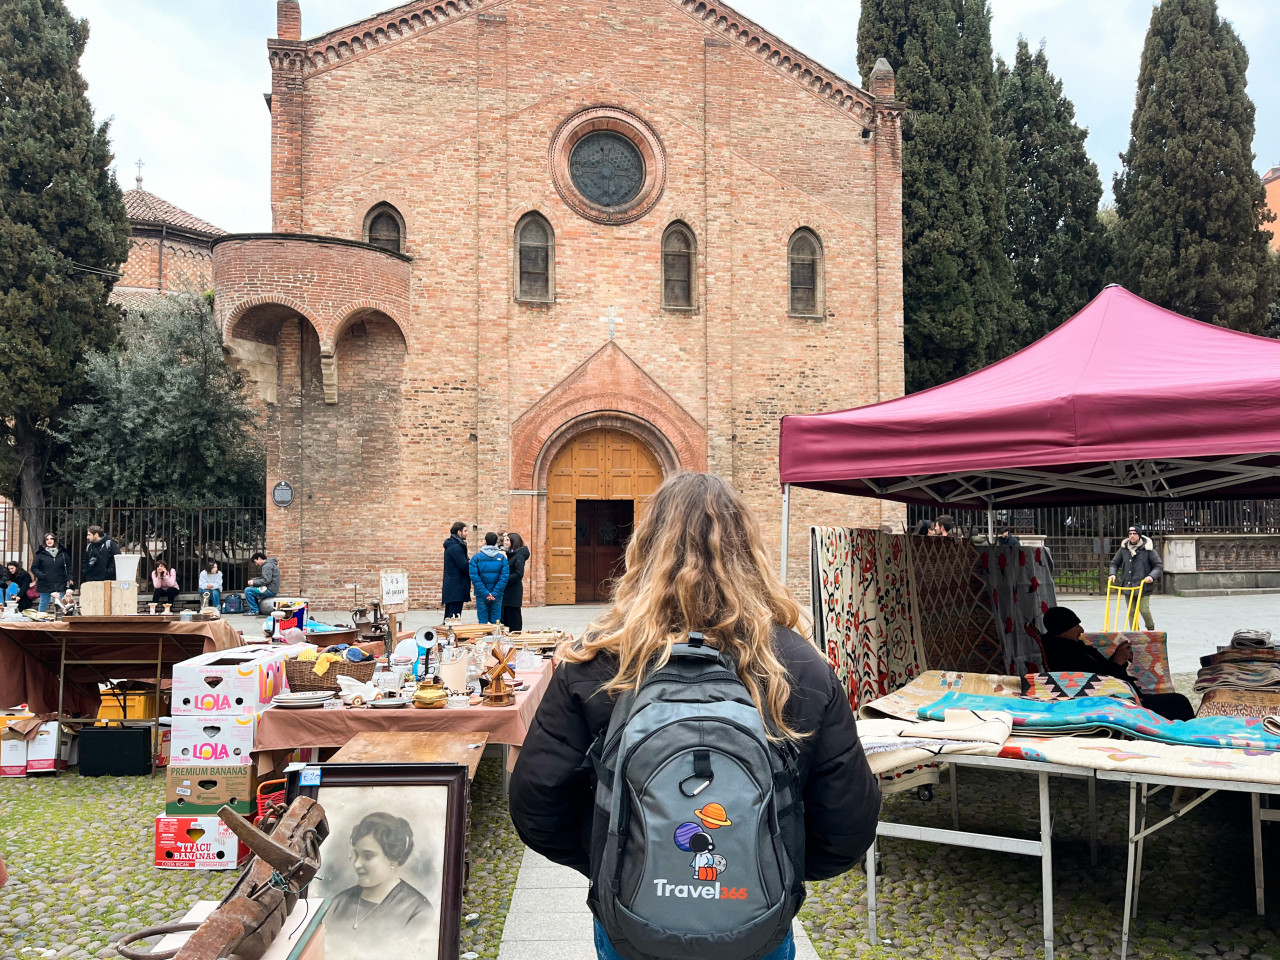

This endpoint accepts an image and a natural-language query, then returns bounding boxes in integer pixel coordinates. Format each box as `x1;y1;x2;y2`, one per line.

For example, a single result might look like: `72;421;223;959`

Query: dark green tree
53;293;266;505
859;0;1015;391
1112;0;1278;332
995;40;1110;345
0;0;130;546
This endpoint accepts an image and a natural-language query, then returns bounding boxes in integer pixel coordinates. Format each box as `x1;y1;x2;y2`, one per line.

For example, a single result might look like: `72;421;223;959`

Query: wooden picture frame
288;762;468;960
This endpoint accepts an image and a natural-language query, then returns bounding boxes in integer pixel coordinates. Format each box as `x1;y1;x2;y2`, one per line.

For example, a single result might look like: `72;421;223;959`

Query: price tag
323;699;345;710
299;766;322;786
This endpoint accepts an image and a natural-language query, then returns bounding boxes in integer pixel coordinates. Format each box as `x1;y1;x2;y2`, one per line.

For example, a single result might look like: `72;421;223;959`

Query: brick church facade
212;0;904;607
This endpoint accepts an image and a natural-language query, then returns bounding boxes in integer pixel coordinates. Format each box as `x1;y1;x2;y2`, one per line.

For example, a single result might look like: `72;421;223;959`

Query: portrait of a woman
325;812;438;958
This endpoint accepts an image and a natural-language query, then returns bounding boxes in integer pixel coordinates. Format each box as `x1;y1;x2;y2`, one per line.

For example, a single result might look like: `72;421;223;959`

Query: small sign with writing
298;766;321;786
379;568;409;613
322;699;344;711
272;481;295;507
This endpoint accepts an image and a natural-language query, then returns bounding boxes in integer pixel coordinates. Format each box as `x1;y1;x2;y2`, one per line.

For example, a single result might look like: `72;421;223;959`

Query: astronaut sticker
674;802;733;881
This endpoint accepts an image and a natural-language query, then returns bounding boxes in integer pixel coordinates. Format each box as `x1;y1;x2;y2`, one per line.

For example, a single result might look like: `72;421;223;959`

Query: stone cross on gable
599;306;623;340
134;158;144;189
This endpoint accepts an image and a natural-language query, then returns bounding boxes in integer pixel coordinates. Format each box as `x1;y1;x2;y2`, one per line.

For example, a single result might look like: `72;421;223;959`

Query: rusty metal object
117;797;328;960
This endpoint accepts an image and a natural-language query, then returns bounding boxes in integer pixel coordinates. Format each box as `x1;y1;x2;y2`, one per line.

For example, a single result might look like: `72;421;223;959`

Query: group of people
441;523;530;630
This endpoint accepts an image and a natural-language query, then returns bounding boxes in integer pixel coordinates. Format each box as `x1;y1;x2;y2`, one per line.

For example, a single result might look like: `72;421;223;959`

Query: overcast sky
62;0;1280;234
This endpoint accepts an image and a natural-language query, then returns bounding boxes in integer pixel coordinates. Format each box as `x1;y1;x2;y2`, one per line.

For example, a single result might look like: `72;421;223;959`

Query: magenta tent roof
779;286;1280;507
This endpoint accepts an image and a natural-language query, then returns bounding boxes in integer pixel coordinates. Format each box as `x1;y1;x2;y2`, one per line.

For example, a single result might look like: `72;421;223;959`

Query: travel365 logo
652;802;748;901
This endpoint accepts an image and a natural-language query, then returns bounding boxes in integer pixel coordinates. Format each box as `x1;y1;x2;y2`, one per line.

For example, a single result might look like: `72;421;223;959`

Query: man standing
996;525;1020;548
244;551;281;615
81;525;120;582
1109;525;1162;630
469;532;509;625
442;522;471;619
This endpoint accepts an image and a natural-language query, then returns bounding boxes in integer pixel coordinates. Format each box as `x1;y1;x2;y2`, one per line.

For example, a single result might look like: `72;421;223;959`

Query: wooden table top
330;730;490;780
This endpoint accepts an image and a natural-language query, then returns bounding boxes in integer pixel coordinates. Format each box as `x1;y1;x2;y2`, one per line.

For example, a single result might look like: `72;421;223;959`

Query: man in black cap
996;525;1020;548
1040;606;1193;720
1109;525;1162;629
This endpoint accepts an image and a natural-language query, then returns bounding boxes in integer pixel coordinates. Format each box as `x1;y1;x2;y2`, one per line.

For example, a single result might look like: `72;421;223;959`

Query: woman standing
501;532;530;632
30;534;73;612
150;561;180;608
3;562;34;612
509;472;880;960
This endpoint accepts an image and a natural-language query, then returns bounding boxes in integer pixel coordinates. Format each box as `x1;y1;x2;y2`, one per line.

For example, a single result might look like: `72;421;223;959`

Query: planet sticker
694;802;732;829
673;821;703;852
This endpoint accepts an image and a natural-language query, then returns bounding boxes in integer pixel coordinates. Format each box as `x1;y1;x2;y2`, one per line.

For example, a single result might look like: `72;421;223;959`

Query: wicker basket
285;657;376;693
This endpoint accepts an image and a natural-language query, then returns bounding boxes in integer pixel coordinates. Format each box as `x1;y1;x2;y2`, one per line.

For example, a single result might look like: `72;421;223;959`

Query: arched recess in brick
225;300;325;407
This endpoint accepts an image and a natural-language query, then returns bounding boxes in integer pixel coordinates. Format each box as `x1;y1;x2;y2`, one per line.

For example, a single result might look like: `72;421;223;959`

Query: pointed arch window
364;203;405;253
515;213;554;302
662;222;696;309
788;228;823;317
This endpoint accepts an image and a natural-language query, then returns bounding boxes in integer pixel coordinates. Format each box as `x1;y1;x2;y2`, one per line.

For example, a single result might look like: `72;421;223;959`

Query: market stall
777;286;1280;959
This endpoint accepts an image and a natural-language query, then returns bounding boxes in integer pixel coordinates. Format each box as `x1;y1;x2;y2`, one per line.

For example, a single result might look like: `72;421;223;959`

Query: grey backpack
585;633;806;960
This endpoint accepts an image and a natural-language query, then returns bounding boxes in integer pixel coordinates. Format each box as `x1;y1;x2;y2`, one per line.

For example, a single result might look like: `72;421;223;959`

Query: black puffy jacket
31;548;73;594
509;626;881;881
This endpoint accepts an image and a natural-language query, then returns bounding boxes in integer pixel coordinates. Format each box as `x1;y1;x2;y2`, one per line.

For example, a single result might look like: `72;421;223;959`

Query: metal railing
3;497;266;593
908;500;1280;594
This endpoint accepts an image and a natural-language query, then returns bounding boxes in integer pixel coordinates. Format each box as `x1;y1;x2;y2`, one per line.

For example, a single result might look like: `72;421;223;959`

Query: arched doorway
546;428;664;604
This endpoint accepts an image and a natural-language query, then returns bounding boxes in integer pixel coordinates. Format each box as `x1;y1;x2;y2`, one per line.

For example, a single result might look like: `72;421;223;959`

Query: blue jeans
38;592;52;613
593;922;795;960
244;587;275;614
202;589;221;610
475;593;503;623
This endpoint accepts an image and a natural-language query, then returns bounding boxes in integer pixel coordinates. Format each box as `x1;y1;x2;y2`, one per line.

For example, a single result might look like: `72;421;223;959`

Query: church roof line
279;0;877;123
124;186;227;238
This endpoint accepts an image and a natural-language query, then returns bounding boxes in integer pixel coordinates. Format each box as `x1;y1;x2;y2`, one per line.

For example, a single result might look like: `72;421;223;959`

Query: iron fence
2;497;266;593
907;500;1280;594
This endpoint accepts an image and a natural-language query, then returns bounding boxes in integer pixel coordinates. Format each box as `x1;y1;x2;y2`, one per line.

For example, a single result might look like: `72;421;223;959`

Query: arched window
662;222;696;309
364;203;404;253
515;213;554;302
788;228;823;316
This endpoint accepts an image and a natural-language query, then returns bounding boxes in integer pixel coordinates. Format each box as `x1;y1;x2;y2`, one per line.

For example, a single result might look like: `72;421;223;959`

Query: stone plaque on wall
1196;537;1280;572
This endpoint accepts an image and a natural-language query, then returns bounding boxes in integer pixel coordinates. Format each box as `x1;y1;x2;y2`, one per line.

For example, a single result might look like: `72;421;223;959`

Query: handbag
25;582;38;599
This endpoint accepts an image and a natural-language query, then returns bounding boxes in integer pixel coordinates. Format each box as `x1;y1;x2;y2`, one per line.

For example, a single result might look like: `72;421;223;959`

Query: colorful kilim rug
996;735;1280;786
859;670;1021;722
976;544;1057;675
909;536;1002;674
1202;647;1280;667
1021;672;1137;702
1081;631;1173;694
920;691;1280;750
1198;688;1280;719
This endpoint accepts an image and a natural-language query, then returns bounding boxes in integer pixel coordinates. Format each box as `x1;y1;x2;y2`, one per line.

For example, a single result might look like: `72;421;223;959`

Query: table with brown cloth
0;618;244;716
252;659;554;777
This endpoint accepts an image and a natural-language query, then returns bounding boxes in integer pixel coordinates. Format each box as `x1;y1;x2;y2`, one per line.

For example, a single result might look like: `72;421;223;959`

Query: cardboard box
172;648;289;716
170;715;257;766
165;764;255;815
154;816;245;869
156;719;172;767
97;689;158;721
80;579;140;616
0;733;27;777
26;721;76;773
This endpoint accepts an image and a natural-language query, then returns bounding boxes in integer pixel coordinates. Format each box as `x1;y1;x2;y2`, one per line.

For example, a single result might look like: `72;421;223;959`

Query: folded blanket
1231;629;1274;649
1201;647;1280;668
858;715;1006;775
1265;716;1280;738
919;691;1280;751
996;734;1280;786
1194;662;1280;692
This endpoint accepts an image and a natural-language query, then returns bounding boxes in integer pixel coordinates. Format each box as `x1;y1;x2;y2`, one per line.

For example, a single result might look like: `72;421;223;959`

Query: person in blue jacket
469;532;509;625
441;522;471;619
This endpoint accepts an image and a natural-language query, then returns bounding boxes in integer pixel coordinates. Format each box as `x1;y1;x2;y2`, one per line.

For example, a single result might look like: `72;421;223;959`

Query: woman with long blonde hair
510;472;880;960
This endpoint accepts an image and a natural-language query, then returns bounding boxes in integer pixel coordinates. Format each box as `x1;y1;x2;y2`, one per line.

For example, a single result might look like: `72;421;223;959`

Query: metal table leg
55;637;67;778
1120;781;1138;960
1088;776;1098;867
1039;771;1054;960
867;839;879;945
1254;793;1265;916
1133;783;1148;917
952;763;960;830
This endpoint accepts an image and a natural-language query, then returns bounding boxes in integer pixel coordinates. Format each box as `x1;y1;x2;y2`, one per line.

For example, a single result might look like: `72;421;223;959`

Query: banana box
170;715;257;766
172;648;290;716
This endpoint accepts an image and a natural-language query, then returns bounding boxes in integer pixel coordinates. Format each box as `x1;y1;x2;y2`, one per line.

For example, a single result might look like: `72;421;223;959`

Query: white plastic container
115;553;143;583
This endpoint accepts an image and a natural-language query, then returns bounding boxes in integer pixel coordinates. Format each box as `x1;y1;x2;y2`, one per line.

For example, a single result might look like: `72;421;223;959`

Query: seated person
4;562;34;612
150;561;180;607
198;561;223;611
1040;606;1193;721
244;551;281;615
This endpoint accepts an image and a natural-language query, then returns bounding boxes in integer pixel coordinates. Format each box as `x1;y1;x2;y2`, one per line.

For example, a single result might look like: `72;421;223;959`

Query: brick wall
118;234;215;294
221;0;904;607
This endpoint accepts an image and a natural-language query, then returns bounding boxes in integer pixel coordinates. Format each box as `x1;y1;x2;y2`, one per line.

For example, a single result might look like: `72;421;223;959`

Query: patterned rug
996;735;1280;786
976;544;1057;675
920;690;1280;750
1081;631;1174;694
1199;687;1280;719
859;670;1021;722
909;536;1003;674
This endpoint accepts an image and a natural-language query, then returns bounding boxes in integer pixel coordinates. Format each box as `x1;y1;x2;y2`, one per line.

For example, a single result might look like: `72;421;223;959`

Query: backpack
585;632;806;960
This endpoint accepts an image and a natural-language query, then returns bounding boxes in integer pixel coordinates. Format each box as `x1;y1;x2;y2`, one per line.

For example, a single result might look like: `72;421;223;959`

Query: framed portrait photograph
289;762;468;960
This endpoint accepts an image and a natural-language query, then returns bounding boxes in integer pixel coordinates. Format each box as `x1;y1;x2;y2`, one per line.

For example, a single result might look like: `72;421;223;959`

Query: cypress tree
858;0;1015;391
1112;0;1278;333
995;40;1110;345
0;0;130;544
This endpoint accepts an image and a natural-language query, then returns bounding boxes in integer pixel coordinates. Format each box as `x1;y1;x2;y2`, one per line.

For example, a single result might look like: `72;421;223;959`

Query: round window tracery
550;107;666;225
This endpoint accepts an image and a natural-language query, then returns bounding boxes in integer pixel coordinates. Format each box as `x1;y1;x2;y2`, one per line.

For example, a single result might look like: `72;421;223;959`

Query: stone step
1174;587;1280;597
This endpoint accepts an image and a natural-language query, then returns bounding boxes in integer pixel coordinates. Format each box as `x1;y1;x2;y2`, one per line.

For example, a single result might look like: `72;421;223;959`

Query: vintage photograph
295;764;468;960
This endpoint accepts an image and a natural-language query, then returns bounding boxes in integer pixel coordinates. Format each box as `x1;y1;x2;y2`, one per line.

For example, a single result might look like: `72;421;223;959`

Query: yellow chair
1103;582;1145;632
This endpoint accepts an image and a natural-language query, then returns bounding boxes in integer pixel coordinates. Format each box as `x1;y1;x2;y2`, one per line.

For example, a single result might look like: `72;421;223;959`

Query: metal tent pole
780;484;791;581
987;500;995;542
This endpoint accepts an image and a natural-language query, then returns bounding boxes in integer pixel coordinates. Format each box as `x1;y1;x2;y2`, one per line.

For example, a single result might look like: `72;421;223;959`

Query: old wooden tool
482;642;518;707
116;797;329;960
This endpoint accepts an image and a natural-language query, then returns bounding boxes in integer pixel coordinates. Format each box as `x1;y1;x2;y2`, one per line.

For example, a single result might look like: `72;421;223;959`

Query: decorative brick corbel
319;353;338;404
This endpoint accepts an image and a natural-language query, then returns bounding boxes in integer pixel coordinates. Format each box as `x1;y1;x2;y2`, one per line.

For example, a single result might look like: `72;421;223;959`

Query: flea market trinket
482;642;518;707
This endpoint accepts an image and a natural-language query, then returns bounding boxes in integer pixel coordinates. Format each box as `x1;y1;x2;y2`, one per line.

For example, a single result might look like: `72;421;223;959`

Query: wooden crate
80;580;139;616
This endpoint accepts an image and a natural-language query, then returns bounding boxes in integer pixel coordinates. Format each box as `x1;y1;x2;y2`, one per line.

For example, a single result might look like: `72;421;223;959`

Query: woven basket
285;657;376;693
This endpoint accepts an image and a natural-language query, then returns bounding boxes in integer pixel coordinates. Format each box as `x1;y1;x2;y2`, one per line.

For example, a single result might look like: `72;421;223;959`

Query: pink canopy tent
776;286;1280;571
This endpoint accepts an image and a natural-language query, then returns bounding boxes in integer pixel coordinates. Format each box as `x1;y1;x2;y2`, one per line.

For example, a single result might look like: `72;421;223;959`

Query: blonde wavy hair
560;471;810;740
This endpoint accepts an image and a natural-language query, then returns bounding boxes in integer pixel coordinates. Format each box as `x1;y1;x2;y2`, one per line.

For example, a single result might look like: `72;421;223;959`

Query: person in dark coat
30;533;73;612
441;522;471;619
1040;606;1193;720
996;525;1020;548
509;473;881;960
4;562;34;612
81;525;120;583
500;531;530;632
1109;525;1162;629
